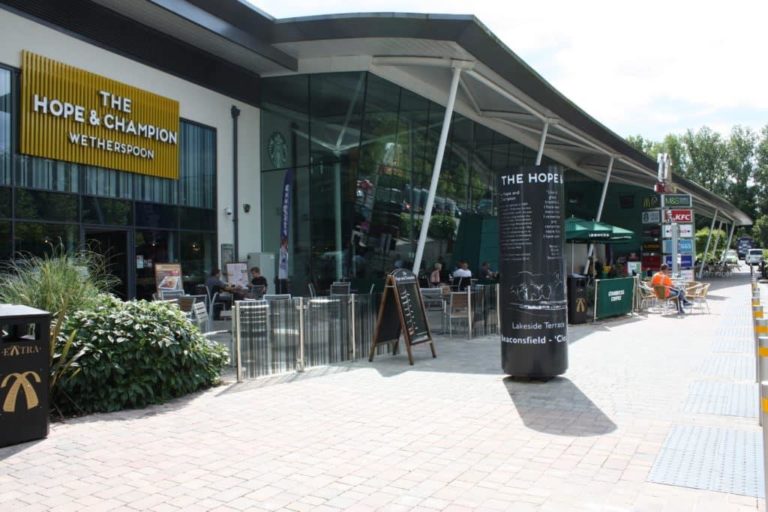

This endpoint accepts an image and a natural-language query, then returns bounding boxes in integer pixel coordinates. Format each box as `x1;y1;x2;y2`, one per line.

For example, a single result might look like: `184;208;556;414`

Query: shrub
0;245;118;399
56;295;227;415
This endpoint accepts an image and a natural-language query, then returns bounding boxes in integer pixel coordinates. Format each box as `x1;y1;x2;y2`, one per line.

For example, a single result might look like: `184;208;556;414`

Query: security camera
224;207;233;216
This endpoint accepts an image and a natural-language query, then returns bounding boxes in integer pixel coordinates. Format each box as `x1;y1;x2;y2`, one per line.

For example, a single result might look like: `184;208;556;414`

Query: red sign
666;209;693;222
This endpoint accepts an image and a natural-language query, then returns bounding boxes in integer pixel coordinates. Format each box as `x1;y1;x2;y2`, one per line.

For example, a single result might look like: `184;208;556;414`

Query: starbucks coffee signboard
20;51;180;179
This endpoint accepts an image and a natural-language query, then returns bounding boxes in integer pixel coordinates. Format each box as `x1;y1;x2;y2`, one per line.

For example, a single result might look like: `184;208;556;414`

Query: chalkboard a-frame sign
369;269;437;365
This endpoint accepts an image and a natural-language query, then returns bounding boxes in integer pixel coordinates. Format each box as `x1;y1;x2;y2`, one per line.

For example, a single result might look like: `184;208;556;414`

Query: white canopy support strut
413;64;464;275
698;211;718;279
583;156;615;273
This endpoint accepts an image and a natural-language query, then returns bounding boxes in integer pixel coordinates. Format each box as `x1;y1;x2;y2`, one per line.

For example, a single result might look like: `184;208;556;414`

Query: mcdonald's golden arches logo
576;298;587;313
1;372;41;413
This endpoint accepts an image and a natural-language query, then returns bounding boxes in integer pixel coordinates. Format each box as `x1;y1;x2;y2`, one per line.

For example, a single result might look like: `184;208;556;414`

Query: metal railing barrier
232;285;500;382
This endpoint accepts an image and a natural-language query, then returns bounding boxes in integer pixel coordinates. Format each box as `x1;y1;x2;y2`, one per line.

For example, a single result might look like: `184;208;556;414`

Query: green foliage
752;215;768;248
428;214;457;241
695;227;728;261
0;245;118;396
399;213;457;241
627;125;763;222
56;295;227;415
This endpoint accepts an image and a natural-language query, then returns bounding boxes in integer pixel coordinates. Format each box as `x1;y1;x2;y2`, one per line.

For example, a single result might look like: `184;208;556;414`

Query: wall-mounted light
243;203;251;213
191;241;200;253
224;207;233;217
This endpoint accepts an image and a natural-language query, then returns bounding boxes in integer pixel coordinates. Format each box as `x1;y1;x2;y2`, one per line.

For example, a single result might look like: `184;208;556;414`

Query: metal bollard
756;319;768;383
762;382;768;499
754;305;764;320
758;337;768;426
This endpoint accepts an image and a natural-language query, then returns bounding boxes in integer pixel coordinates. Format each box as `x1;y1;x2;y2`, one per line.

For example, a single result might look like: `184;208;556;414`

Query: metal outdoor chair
686;282;711;314
446;291;470;335
264;294;292;301
636;282;657;312
652;285;679;315
421;288;445;333
192;301;232;359
160;289;184;300
330;282;351;295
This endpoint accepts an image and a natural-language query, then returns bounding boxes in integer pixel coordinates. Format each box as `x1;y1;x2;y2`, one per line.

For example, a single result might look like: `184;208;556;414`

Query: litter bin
0;305;50;447
567;274;588;324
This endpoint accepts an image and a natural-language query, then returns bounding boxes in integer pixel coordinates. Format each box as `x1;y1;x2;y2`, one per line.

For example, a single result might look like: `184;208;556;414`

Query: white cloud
249;0;768;139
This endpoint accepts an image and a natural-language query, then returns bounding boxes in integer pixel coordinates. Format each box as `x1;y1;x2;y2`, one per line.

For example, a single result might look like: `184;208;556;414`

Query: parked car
724;249;739;265
745;248;764;266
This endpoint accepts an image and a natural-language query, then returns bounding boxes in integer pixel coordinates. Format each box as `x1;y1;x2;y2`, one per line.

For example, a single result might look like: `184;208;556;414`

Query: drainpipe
231;105;241;260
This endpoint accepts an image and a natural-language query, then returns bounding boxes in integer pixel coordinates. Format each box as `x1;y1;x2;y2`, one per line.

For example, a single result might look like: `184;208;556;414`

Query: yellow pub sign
20;51;180;179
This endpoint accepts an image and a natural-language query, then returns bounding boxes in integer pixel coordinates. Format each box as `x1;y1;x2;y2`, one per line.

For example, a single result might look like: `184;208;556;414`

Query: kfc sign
666;209;693;223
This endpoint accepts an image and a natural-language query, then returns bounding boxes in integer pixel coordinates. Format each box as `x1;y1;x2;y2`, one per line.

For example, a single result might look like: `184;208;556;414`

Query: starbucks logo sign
267;131;288;168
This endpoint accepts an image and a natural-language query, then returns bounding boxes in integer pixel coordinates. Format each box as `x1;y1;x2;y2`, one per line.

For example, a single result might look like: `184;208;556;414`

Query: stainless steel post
467;287;473;339
235;302;242;382
496;283;501;333
297;297;305;372
350;294;357;360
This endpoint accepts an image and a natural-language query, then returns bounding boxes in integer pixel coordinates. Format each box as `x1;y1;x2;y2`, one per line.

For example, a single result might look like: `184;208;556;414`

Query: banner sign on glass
663;224;693;238
665;209;693;223
497;166;567;378
20;51;179;179
642;209;661;224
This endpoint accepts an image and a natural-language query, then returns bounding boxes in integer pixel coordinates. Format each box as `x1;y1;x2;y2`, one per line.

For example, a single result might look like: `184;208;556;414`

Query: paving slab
0;268;763;511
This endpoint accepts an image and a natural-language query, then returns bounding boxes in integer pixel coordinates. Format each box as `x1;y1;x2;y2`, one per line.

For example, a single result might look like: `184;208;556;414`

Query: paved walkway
0;269;763;511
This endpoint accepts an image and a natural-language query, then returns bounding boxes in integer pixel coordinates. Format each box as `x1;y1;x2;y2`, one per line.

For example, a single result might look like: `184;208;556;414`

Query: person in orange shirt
651;264;691;314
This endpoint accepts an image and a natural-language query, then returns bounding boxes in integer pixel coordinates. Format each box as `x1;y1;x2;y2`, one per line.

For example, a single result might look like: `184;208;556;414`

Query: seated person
249;267;268;298
452;260;472;291
478;261;497;282
205;268;234;319
651;264;692;314
430;263;443;287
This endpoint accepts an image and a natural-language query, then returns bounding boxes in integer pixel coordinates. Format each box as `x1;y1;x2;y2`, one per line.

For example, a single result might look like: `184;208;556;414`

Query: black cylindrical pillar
498;165;568;377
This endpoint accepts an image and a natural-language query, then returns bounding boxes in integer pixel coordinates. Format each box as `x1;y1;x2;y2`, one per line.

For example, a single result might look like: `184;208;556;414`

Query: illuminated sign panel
20;51;179;179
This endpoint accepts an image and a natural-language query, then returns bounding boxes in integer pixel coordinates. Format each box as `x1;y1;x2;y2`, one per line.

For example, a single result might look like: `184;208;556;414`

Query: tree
753;215;768;248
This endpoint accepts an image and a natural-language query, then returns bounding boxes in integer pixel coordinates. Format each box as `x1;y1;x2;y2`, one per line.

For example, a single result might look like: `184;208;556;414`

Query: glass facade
0;65;217;299
261;72;541;295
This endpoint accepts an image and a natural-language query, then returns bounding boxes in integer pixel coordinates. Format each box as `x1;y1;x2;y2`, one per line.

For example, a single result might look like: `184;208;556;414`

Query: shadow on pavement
504;376;616;436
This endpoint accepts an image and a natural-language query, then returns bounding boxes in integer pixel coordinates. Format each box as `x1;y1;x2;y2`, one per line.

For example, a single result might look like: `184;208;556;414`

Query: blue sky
249;0;768;141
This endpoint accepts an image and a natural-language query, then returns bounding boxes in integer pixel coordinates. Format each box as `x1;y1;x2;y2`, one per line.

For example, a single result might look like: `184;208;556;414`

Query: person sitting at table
478;261;497;282
205;268;239;319
430;262;443;287
651;264;692;314
249;267;268;298
452;260;472;290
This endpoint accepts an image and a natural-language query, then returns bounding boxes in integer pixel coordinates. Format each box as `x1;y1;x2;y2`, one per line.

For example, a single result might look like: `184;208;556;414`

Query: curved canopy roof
73;1;751;225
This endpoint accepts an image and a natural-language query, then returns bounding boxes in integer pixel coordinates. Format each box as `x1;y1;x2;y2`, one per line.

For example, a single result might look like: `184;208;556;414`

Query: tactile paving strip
698;355;755;380
683;381;758;418
714;326;754;340
712;338;753;353
648;425;764;498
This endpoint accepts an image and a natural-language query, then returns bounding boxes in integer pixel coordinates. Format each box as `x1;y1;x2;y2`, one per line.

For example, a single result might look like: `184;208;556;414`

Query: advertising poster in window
226;262;249;289
497;166;568;377
154;263;183;293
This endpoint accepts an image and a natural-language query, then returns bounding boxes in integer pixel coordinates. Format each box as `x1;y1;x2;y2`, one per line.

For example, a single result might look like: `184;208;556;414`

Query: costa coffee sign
666;209;693;223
